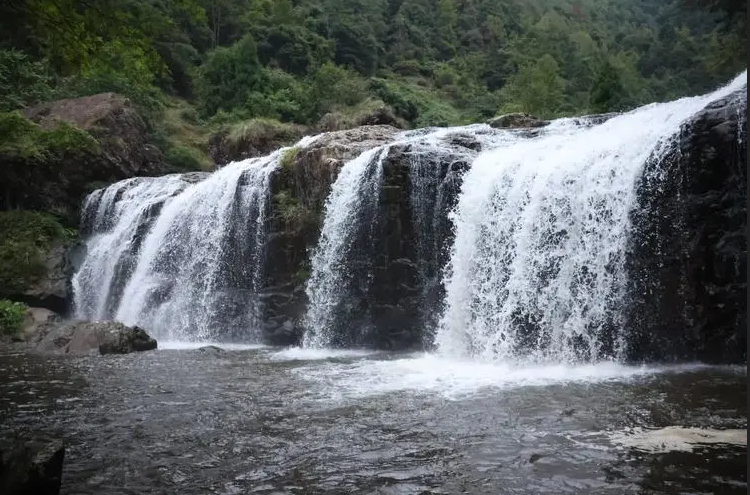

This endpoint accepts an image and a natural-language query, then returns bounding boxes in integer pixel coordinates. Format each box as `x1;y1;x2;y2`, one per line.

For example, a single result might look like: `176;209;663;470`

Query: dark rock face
355;144;472;349
487;113;549;129
257;127;476;348
14;243;74;314
258;126;400;344
35;321;157;355
0;438;64;495
17;93;163;223
626;88;747;363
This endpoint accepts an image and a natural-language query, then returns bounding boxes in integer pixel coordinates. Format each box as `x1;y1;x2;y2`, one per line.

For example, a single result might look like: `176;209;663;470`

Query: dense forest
0;0;747;168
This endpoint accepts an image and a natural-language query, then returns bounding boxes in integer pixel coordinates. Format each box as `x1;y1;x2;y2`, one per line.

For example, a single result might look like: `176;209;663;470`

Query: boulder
23;93;161;179
0;438;64;495
35;321;157;355
3;93;163;224
487;113;549;129
21;307;61;343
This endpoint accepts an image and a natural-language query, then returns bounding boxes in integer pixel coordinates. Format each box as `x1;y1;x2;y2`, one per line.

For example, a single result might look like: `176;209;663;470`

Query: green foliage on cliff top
0;0;746;147
0;211;68;297
0;299;27;337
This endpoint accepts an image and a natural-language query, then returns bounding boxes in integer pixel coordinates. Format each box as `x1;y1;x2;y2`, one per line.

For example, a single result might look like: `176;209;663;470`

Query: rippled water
0;345;745;495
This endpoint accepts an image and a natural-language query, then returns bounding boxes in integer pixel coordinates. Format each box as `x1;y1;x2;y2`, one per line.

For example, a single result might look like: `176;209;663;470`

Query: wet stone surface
0;345;746;495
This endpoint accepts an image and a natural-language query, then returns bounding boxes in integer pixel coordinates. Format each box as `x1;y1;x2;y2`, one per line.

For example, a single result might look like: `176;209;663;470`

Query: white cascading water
302;127;515;348
302;147;389;348
73;137;318;341
436;71;747;363
113;153;280;341
72;175;200;320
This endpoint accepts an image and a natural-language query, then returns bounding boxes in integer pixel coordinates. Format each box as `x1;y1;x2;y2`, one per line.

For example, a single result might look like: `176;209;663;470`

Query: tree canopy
0;0;746;128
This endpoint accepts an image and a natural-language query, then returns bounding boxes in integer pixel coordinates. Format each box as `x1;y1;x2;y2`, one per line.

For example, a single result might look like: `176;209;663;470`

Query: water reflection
0;346;745;494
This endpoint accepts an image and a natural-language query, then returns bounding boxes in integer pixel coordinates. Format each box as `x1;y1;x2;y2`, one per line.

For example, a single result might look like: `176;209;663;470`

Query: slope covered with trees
0;0;746;161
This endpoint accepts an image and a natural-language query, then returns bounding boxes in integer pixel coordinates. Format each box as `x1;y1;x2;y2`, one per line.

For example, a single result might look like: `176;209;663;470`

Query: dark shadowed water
0;344;746;495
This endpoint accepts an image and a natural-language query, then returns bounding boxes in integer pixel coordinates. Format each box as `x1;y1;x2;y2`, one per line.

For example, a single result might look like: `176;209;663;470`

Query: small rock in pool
197;345;225;354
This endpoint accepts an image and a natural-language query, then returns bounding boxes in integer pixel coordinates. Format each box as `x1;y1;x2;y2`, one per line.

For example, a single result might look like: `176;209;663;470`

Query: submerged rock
0;437;64;495
197;345;225;354
35;321;157;355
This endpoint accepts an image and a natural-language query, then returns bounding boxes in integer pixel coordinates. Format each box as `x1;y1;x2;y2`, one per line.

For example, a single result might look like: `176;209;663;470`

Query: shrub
223;118;305;156
164;144;209;172
273;189;319;234
0;111;100;161
0;300;27;337
280;147;300;170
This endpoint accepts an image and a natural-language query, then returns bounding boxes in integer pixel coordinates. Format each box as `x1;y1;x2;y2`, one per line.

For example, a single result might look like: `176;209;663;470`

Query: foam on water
290;354;722;400
269;347;377;361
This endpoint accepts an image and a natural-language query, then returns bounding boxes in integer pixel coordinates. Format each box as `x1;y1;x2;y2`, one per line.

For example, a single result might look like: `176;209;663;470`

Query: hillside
0;0;746;169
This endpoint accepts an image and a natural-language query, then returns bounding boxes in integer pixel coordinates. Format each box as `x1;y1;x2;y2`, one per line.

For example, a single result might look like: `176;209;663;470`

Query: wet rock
573;112;620;126
627;87;747;363
444;133;483;152
16;243;73;314
259;127;476;349
197;345;225;354
21;307;61;343
0;437;64;495
35;321;157;355
487;113;549;129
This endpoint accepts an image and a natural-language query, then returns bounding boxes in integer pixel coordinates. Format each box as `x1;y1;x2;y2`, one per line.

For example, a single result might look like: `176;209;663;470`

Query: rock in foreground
36;321;157;355
0;438;64;495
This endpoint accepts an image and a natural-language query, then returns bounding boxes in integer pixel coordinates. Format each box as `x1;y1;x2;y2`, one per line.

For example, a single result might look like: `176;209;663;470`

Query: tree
500;54;565;117
196;34;262;116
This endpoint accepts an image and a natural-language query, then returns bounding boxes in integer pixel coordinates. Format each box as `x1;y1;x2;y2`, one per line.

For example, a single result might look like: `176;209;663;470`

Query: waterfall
73;150;290;341
302;147;389;348
302;127;512;348
436;71;748;363
72;175;202;321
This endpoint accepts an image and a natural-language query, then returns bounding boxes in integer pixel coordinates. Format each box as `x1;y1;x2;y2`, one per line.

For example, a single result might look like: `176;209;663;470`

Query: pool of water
0;344;745;494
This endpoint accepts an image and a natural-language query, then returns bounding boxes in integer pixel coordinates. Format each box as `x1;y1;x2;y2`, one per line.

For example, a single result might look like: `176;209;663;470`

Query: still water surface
0;344;746;494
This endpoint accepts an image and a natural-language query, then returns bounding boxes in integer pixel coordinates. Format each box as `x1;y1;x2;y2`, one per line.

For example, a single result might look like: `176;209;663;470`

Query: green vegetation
280;147;301;170
273;190;314;227
0;211;68;297
0;299;27;337
0;0;745;139
0;111;100;161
